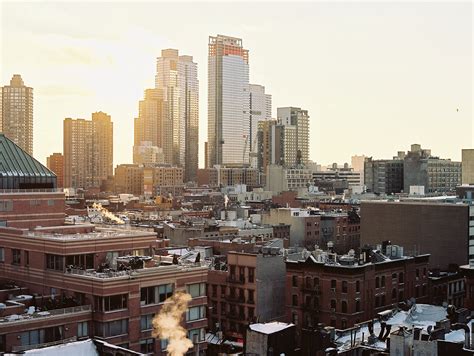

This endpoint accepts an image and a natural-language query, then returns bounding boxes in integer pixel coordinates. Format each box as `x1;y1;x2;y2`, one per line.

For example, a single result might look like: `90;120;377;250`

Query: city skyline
1;1;472;168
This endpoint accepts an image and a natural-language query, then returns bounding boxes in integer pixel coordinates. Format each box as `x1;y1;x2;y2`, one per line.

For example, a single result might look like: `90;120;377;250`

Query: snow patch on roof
249;322;294;335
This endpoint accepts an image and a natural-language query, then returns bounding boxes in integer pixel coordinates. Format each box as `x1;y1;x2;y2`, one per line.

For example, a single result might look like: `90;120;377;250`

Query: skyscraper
208;35;250;167
155;49;199;182
134;50;199;182
249;84;272;167
134;88;165;152
276;107;310;166
64;112;113;189
0;74;33;155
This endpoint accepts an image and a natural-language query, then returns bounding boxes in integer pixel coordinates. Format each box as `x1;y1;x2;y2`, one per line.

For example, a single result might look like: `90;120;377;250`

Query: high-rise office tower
276;107;310;167
208;35;250;167
155;49;199;182
0;74;33;155
63;112;113;189
249;84;271;167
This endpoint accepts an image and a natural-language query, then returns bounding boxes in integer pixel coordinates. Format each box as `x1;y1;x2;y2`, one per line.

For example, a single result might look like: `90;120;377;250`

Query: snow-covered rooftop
249;321;294;335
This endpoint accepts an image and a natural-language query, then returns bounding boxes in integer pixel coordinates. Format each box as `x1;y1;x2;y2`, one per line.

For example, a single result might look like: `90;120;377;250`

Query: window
95;319;128;337
331;280;336;290
0;200;13;212
248;268;255;283
342;281;348;293
78;322;88;338
392;288;397;300
292;276;298;287
330;299;336;310
356;299;361;312
314;277;320;286
248;290;255;304
356;280;360;293
96;294;128;312
65;254;94;269
12;249;21;265
381;276;385;287
341;300;348;313
21;326;63;346
140;284;173;305
239;267;245;282
399;272;404;283
248;307;255;319
24;251;29;266
212;285;217;297
187;283;206;298
141;314;154;331
292;313;299;325
46;254;64;271
0;248;4;262
188;328;205;343
160;338;169;351
375;277;380;288
221;285;226;297
292;295;298;306
140;338;155;354
186;306;205;321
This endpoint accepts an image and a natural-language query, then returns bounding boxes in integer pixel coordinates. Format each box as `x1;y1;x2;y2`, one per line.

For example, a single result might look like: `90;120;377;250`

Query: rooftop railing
0;305;91;325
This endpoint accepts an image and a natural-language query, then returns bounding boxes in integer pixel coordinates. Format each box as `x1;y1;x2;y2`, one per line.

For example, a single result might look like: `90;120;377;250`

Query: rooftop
249;322;294;335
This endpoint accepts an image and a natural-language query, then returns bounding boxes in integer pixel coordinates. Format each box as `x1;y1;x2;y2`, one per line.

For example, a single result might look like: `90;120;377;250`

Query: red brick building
207;250;286;342
285;245;430;345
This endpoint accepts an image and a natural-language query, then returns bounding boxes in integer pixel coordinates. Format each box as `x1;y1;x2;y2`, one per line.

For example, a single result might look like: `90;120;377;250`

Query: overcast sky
1;1;472;167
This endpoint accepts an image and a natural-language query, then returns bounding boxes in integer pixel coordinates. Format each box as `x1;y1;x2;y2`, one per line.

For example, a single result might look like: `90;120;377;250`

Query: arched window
314;277;320;286
341;300;348;313
306;276;312;288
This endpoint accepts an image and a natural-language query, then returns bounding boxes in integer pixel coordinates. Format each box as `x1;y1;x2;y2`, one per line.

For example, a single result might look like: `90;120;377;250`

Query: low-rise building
286;243;430;345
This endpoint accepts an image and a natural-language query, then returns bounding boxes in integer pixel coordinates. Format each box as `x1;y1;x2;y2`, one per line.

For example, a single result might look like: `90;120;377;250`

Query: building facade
364;157;404;194
155;49;199;182
46;153;64;188
361;201;469;269
0;74;33;155
208;35;250;167
403;144;461;193
207;251;286;341
286;247;430;343
249;84;271;168
276;107;309;167
63;112;113;189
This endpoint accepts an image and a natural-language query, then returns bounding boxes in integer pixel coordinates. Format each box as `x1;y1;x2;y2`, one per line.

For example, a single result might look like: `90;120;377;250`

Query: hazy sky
1;1;472;168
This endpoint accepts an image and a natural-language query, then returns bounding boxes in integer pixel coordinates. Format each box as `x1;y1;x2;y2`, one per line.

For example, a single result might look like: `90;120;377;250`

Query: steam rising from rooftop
152;291;193;356
91;202;125;224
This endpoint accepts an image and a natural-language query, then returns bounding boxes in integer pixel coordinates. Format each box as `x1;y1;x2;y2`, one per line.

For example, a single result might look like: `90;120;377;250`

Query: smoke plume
92;202;124;224
152;291;193;356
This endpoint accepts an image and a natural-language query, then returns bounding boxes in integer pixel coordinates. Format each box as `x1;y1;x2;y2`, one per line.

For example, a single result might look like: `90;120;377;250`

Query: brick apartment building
285;244;430;347
207;249;286;342
0;138;208;354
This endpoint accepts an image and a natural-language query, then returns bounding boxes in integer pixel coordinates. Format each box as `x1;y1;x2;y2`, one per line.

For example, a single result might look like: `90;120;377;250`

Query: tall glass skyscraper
1;74;33;155
208;35;250;167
